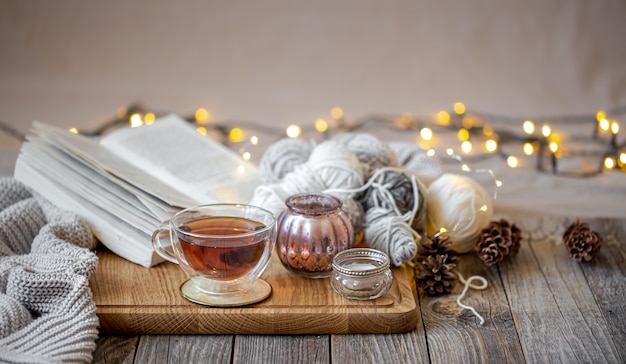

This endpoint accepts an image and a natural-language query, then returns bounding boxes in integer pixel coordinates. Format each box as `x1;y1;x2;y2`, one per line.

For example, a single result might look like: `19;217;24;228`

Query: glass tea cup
152;204;277;306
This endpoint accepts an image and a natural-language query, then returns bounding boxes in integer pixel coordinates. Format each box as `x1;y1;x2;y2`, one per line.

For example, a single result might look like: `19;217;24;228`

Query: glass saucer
179;278;272;307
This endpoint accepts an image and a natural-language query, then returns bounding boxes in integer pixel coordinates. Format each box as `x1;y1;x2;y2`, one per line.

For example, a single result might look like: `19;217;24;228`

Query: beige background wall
1;0;626;189
2;0;625;129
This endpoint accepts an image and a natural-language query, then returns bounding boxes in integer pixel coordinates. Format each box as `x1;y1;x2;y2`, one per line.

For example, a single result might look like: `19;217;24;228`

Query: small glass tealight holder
330;248;393;300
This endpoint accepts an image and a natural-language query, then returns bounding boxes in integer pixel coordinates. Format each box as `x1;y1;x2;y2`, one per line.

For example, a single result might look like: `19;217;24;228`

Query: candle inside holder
330;248;393;300
276;193;354;279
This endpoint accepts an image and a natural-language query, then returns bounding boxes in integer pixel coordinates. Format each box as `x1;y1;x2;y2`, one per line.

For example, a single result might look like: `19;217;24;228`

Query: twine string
324;166;420;225
455;272;489;325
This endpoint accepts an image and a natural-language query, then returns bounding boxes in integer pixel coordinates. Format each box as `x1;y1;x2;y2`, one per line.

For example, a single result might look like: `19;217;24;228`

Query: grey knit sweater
0;177;99;363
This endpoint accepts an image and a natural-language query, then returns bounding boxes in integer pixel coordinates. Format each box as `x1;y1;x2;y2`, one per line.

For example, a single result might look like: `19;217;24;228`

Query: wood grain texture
135;335;234;363
91;248;417;334
89;216;626;363
233;335;330;364
92;336;138;364
500;218;623;363
331;332;429;364
330;266;430;364
579;219;626;363
419;252;525;363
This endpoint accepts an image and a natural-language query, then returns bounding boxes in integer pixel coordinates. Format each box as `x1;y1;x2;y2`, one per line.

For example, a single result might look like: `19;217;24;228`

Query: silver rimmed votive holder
330;248;393;300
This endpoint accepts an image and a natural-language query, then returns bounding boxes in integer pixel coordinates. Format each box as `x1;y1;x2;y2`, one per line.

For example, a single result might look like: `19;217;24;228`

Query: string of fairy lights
2;102;625;177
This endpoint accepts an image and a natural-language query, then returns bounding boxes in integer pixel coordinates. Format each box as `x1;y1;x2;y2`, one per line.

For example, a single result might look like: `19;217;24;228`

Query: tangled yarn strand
329;167;426;266
324;167;415;201
455;272;489;325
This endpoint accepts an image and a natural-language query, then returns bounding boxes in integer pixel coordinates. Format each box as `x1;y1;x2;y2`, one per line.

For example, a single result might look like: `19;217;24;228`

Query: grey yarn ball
332;133;399;177
359;169;428;233
363;207;418;266
259;138;315;184
339;196;364;237
388;141;443;186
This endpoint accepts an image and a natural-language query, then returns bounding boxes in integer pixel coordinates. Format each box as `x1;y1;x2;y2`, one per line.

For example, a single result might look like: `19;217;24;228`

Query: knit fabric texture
0;177;99;363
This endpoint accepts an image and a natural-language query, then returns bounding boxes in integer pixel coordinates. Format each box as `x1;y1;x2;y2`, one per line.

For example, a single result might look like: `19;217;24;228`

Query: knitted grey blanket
0;178;99;363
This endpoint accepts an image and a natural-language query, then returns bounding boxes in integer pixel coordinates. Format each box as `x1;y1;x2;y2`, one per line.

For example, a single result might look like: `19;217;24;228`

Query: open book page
14;160;162;268
19;139;160;234
31;121;200;209
99;114;260;204
14;116;260;267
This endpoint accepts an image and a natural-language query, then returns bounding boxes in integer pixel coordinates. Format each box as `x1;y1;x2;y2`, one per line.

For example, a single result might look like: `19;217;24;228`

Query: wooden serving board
91;247;418;335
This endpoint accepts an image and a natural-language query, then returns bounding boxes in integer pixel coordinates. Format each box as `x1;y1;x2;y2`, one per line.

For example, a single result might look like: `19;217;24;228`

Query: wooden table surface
91;216;625;363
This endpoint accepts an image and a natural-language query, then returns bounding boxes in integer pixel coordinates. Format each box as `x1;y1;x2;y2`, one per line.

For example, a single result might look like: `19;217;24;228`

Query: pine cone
474;218;522;266
415;255;457;296
476;242;503;267
414;233;458;296
563;221;603;262
417;232;457;259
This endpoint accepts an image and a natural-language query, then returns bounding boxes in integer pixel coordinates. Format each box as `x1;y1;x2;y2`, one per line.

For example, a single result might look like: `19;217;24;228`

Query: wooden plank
233;335;330;363
133;335;169;364
501;217;622;363
578;219;626;362
331;267;430;363
331;332;429;363
134;335;234;363
89;217;625;363
419;252;525;363
92;336;138;364
91;248;418;334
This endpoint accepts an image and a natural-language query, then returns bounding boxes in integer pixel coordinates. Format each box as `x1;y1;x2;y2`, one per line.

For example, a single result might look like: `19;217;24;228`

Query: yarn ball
306;140;366;194
340;196;364;240
250;183;299;219
332;133;399;178
426;173;493;253
259;138;315;184
359;168;428;232
412;177;429;231
250;140;366;218
388;141;443;186
363;207;418;266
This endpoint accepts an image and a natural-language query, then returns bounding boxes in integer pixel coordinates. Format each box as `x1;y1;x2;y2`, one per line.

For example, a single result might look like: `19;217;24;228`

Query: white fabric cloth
0;178;99;364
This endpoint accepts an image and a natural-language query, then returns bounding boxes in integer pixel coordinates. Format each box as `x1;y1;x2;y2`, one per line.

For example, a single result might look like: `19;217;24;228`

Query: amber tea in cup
179;216;267;280
152;204;277;306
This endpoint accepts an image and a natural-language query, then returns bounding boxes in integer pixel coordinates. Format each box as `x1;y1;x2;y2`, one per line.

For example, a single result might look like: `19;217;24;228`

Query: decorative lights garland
77;102;626;178
1;102;624;176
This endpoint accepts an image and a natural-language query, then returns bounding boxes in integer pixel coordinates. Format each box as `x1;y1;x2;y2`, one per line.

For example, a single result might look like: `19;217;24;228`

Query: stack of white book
14;114;260;267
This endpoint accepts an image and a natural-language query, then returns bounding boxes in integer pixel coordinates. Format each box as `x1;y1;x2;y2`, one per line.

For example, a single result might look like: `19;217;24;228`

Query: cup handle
151;225;179;264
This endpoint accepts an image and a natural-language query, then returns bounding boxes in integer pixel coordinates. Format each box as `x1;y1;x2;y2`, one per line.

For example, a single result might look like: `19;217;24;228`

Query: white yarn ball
388;141;443;186
249;184;291;218
426;173;494;253
279;164;327;196
307;140;366;193
364;207;418;267
259;138;315;184
250;140;366;217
